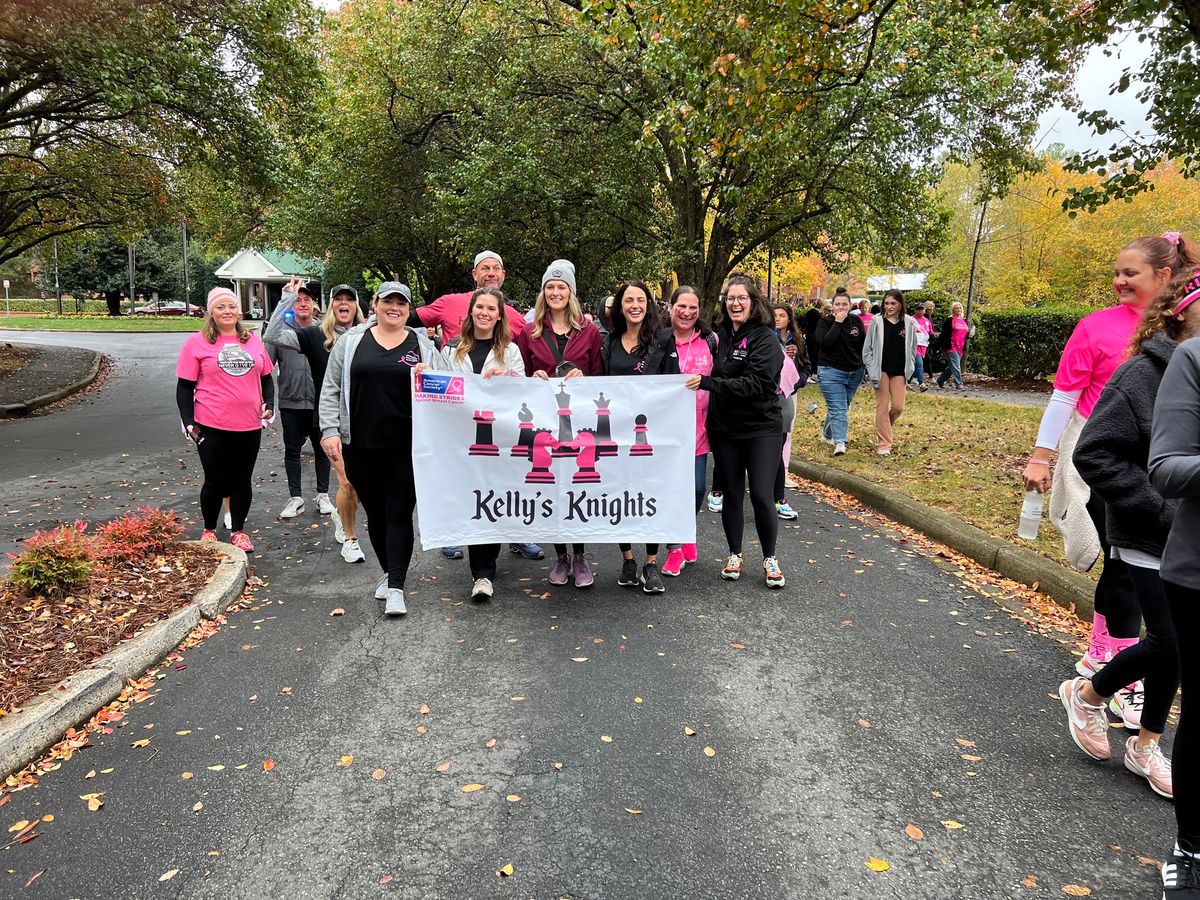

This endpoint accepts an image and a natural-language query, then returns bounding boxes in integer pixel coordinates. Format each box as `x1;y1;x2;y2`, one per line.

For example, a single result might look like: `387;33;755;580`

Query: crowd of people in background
172;234;1200;896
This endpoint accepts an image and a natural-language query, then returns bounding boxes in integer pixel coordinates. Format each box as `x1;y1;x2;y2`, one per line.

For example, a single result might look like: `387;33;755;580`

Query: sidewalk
0;341;103;416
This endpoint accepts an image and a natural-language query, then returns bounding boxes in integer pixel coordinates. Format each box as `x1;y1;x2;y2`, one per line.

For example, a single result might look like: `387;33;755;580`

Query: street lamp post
127;243;136;314
181;219;190;307
53;239;62;315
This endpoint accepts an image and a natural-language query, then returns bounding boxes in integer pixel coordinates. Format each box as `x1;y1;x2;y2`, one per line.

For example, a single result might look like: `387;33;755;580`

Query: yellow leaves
905;824;924;841
624;807;642;815
79;792;104;812
335;755;353;768
866;857;890;872
207;765;225;772
461;783;485;793
601;735;613;743
159;869;179;882
497;863;514;877
570;657;588;663
1061;887;1092;897
8;820;29;833
633;697;643;704
371;768;386;781
434;762;450;773
181;771;194;780
510;696;525;702
506;794;521;803
941;820;965;830
175;730;192;736
703;746;716;758
130;738;150;748
683;726;696;736
40;814;53;823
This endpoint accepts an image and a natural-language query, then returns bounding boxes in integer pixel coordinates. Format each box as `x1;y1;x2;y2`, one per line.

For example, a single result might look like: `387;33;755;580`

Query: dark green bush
969;306;1094;380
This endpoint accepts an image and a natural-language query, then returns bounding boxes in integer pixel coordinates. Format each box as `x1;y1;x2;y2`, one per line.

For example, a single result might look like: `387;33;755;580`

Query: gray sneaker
617;558;639;587
641;563;665;594
374;575;388;600
384;588;407;616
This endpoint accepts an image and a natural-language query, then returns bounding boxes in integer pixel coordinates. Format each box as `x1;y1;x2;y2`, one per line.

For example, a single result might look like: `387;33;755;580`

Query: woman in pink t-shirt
910;306;933;390
176;287;275;551
1022;232;1200;683
935;302;973;390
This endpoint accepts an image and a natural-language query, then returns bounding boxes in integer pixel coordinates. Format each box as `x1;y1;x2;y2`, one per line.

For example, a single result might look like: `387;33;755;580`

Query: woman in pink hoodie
648;286;717;577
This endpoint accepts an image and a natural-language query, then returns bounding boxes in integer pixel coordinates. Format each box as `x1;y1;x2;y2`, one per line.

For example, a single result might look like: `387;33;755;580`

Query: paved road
0;331;1171;898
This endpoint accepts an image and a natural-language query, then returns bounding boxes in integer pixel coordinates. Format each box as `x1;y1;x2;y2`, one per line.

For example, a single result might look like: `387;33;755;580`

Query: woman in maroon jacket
515;259;603;588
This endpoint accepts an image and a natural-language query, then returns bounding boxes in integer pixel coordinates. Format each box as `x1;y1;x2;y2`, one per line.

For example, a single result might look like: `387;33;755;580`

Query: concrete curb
0;540;248;778
790;457;1096;618
0;348;103;418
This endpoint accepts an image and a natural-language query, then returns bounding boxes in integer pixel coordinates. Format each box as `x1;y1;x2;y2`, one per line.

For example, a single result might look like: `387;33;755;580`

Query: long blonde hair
321;290;364;350
454;288;512;364
530;286;585;338
201;316;250;343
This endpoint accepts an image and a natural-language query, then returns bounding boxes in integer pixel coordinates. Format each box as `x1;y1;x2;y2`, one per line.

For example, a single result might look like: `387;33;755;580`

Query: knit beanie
541;259;577;296
207;287;238;312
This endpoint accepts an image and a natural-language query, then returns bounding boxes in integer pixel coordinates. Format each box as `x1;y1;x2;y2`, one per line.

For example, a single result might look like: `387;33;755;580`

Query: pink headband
1174;270;1200;317
207;287;238;312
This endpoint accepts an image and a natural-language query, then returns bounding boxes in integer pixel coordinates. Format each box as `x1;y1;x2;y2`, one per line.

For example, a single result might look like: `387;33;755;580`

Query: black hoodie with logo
698;320;784;438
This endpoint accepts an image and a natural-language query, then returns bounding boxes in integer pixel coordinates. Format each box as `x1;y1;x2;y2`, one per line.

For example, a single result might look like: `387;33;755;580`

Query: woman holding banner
601;280;667;593
648;285;716;577
441;287;525;603
686;273;786;588
515;260;603;589
319;282;445;618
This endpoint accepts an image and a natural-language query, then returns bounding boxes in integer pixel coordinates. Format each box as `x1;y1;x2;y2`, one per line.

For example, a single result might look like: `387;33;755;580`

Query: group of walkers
175;252;796;618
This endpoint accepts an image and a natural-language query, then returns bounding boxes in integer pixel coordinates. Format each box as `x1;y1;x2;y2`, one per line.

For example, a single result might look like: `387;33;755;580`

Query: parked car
132;300;204;317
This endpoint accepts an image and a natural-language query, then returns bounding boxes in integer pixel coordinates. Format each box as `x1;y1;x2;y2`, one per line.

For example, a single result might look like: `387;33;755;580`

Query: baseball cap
376;281;412;303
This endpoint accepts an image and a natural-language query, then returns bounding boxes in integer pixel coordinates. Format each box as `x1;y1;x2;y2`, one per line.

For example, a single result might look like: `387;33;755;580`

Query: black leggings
1167;581;1200;849
1087;492;1140;638
281;408;330;497
1092;563;1179;735
342;445;416;590
619;544;660;557
196;425;261;531
553;544;584;557
710;433;782;558
469;544;500;580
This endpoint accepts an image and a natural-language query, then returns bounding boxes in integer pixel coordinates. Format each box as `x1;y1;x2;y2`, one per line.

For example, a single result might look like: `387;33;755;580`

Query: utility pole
127;243;136;314
54;239;62;315
963;198;989;371
766;246;774;301
181;218;191;307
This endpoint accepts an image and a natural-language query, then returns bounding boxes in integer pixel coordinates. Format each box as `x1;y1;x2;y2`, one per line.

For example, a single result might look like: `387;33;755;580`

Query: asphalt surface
0;330;1173;899
0;341;98;407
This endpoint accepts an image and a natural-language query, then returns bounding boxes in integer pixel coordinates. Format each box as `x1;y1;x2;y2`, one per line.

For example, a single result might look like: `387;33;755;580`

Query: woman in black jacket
686;273;785;588
814;293;866;455
1071;272;1200;816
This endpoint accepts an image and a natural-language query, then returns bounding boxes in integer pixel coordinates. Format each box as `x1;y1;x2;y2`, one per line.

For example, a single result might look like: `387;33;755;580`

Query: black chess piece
593;391;617;457
511;402;535;458
630;412;653;456
469;409;499;456
552;381;577;457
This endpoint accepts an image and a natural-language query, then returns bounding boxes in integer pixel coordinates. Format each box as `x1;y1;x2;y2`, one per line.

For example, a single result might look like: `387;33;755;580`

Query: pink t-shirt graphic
1053;302;1143;419
176;331;274;431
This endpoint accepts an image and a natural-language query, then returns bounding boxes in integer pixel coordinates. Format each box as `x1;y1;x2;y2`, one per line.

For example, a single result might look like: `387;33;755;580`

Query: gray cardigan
319;323;446;445
1149;336;1200;589
862;314;917;384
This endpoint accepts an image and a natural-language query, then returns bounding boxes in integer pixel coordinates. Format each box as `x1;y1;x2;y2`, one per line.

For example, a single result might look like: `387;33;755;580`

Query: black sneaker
617;558;639;587
1164;854;1200;896
641;563;665;593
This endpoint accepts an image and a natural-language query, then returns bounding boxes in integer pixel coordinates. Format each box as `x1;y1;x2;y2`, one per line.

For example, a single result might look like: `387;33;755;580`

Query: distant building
866;272;928;293
214;249;323;318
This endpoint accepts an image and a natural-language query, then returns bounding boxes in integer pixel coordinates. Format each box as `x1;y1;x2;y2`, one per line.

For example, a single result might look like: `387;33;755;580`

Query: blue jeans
911;352;925;384
668;453;709;550
818;366;862;443
937;351;962;388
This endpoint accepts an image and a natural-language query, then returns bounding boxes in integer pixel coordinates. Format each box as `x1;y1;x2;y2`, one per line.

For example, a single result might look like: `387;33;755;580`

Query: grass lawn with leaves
0;316;206;332
791;383;1085;574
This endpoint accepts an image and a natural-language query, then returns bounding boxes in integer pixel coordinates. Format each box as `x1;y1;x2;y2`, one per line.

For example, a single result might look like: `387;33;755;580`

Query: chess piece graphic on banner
468;409;499;456
526;429;557;483
630;413;653;456
551;382;580;458
510;402;535;458
571;429;601;483
593;391;618;458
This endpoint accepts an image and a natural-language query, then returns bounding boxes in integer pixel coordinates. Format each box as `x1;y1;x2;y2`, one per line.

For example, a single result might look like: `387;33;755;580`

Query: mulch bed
0;344;39;381
0;544;220;715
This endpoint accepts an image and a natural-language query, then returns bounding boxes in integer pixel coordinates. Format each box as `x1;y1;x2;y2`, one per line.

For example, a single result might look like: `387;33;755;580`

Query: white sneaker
316;493;335;515
223;509;232;530
374;575;388;600
833;442;847;455
331;509;346;543
341;538;365;563
384;589;407;616
471;578;494;602
280;496;305;518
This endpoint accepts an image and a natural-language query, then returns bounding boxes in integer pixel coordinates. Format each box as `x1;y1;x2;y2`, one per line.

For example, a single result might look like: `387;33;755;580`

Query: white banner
412;373;696;548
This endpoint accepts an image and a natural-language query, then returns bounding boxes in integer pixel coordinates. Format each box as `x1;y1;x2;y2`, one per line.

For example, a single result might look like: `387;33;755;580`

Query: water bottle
1017;490;1043;540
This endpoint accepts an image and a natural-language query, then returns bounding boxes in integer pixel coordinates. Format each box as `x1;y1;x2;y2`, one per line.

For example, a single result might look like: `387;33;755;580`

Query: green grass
0;315;205;332
792;383;1085;574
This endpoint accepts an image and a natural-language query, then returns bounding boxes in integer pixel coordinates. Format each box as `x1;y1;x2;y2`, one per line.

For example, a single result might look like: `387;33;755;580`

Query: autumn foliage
95;506;183;562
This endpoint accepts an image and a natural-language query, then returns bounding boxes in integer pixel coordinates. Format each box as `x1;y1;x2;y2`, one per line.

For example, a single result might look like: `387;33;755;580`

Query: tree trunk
104;290;122;316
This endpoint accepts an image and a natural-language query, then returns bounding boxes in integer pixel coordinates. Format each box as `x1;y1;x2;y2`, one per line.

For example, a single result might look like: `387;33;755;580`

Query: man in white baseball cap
414;250;526;343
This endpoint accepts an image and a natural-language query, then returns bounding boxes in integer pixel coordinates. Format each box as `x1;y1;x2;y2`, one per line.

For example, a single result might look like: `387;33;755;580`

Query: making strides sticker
415;373;466;405
217;343;256;377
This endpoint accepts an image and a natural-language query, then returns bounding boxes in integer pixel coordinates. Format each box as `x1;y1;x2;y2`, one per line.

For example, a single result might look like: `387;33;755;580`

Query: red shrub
95;506;183;561
7;520;95;597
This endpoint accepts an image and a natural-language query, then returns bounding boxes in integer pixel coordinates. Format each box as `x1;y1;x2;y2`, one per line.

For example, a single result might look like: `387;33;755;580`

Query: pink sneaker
199;529;218;543
1075;651;1108;679
1059;677;1111;761
230;531;255;552
548;554;571;586
1109;681;1144;731
1124;736;1172;798
682;543;698;564
661;548;686;577
572;553;594;589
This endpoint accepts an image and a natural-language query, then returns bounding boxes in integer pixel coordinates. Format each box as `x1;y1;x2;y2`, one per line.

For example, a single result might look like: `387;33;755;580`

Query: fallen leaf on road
683;726;696;736
176;730;192;736
857;719;871;728
1022;875;1038;888
462;783;485;793
207;765;225;772
552;762;563;771
416;725;427;734
8;820;28;833
941;820;964;830
372;768;386;781
960;754;983;762
1061;887;1092;897
510;696;525;702
40;815;53;823
435;762;450;773
634;697;643;704
485;738;497;749
181;772;194;780
1137;856;1161;868
866;857;889;872
497;863;514;877
955;738;976;748
601;735;613;743
571;657;588;662
24;870;44;888
330;608;345;616
379;874;394;885
905;824;924;841
336;755;353;768
624;808;642;815
419;704;431;715
159;869;179;882
729;642;746;650
130;738;150;748
263;759;276;772
703;746;716;758
506;794;521;802
192;802;203;812
85;770;96;779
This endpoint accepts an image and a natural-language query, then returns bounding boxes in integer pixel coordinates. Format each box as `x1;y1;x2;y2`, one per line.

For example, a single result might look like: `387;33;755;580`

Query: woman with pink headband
1023;232;1200;728
176;287;275;551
